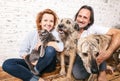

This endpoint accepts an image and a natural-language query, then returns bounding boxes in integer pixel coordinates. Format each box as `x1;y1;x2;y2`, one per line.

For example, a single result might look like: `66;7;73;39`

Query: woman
72;5;120;81
2;9;64;81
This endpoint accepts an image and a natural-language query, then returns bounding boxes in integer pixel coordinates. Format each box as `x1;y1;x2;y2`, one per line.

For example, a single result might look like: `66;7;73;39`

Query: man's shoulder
88;24;110;34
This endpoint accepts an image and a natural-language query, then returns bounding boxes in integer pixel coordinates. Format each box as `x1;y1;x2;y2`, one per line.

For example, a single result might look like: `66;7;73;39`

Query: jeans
2;46;57;81
72;55;106;80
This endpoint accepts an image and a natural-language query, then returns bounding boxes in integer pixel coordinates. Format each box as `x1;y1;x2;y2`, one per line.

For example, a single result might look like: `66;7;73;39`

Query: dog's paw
63;77;73;81
60;68;66;75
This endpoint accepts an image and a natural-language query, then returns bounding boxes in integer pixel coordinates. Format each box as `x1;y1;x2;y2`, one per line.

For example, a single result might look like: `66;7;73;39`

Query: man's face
76;8;91;29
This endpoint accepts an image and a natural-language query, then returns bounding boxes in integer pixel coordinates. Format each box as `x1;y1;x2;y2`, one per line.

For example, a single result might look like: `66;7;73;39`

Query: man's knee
45;46;56;57
72;70;90;80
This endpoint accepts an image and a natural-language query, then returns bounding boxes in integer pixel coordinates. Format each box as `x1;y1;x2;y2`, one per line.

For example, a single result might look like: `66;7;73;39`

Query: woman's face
40;13;54;32
76;8;91;29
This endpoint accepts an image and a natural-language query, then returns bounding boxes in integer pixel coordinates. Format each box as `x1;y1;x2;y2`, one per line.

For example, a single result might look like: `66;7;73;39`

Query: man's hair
74;5;94;30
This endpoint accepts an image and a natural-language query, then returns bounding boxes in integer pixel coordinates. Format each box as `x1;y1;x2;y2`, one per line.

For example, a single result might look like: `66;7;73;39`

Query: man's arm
97;28;120;64
106;28;120;54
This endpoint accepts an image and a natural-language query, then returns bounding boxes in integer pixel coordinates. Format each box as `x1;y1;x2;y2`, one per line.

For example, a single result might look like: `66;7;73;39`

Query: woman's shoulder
28;29;37;35
25;29;37;38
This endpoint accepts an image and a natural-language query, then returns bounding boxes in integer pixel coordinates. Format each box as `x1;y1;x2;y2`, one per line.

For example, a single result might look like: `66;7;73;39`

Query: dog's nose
90;59;99;74
58;24;63;28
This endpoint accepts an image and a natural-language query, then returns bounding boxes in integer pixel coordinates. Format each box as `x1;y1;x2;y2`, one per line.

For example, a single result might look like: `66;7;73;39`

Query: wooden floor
0;67;120;81
0;67;21;81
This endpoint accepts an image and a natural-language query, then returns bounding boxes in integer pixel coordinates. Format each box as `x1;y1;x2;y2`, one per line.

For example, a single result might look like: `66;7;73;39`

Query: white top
80;25;110;38
19;29;64;57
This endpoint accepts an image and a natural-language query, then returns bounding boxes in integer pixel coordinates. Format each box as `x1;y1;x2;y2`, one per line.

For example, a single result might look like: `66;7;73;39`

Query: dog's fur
57;18;80;80
25;29;58;75
77;34;112;81
106;46;120;74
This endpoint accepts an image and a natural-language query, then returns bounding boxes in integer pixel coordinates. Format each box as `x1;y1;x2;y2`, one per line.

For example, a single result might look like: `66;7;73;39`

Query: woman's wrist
47;42;59;51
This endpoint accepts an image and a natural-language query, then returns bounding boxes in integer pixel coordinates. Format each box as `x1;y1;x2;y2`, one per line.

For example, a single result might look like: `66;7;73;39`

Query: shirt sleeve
52;29;64;52
18;31;34;57
89;25;110;34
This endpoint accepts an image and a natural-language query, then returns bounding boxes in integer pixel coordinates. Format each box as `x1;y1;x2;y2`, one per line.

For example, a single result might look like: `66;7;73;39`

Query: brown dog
77;34;112;81
25;29;58;75
57;18;80;80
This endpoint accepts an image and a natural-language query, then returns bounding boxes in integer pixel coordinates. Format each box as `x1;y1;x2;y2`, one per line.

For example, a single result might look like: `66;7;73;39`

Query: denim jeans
2;46;57;81
72;54;106;80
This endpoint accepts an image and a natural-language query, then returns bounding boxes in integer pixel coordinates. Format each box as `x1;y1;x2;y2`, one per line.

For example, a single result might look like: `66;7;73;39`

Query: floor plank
0;67;120;81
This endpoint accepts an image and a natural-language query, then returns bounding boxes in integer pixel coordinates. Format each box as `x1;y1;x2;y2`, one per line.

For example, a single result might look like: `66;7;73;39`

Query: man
72;5;120;81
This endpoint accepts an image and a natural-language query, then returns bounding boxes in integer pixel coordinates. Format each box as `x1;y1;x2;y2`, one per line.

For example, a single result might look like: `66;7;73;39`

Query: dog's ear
74;23;80;31
95;38;100;44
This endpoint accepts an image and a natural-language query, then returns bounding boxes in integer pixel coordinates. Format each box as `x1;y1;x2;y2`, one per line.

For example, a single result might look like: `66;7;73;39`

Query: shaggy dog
57;18;80;80
25;29;58;75
77;34;112;81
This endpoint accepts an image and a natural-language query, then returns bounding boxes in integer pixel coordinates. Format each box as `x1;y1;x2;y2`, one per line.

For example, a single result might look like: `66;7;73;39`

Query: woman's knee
45;46;56;56
2;59;13;71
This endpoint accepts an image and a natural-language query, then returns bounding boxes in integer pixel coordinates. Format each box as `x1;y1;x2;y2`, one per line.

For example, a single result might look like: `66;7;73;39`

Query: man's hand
96;50;111;65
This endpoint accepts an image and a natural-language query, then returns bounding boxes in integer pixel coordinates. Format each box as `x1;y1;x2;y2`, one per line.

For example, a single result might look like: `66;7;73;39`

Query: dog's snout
58;24;64;28
90;59;99;74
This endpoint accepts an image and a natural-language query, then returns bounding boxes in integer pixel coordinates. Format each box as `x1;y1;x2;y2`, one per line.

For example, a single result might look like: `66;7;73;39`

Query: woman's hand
47;41;59;51
22;54;38;65
22;54;27;59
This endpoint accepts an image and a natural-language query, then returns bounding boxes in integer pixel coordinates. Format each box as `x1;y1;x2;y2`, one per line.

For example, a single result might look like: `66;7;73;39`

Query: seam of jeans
30;75;39;81
34;66;39;73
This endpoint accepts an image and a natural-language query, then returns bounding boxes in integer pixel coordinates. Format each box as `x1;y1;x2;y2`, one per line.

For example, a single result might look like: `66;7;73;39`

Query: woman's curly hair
36;9;58;30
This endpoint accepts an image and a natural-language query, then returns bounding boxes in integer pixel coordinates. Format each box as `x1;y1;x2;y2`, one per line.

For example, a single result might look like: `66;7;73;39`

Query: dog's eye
66;20;71;24
82;53;88;57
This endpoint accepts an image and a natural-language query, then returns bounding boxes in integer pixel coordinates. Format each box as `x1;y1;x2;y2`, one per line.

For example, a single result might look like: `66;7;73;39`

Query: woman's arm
19;31;37;58
47;41;64;52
